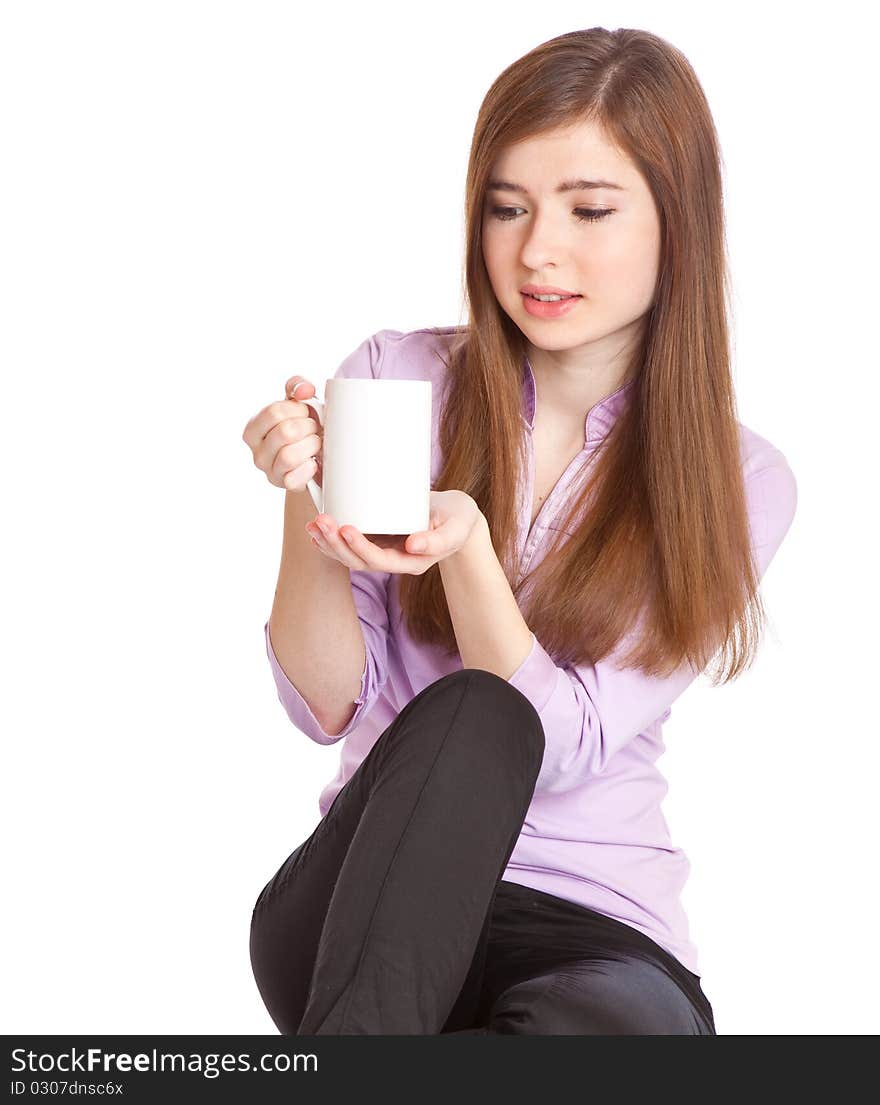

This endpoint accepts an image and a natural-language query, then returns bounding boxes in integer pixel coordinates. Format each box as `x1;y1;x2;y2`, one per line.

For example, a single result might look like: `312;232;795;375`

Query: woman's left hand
305;490;483;575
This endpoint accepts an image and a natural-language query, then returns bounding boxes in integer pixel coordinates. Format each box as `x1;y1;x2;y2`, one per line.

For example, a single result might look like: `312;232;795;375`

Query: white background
2;0;876;1036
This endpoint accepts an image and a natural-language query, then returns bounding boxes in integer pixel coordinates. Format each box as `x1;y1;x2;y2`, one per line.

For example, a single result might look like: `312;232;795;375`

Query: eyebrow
486;177;626;194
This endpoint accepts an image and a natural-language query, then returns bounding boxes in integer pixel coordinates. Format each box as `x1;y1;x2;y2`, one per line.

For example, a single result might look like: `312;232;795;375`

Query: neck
527;348;635;440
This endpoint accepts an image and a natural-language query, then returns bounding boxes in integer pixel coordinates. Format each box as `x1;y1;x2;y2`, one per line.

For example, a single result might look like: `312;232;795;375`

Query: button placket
515;351;635;587
519;445;587;581
515;427;535;587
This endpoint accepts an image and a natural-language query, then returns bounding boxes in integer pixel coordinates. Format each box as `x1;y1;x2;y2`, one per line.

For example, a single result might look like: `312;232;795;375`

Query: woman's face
481;120;662;356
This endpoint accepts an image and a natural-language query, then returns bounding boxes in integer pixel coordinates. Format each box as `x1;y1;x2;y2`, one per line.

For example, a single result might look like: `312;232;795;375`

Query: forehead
490;120;634;187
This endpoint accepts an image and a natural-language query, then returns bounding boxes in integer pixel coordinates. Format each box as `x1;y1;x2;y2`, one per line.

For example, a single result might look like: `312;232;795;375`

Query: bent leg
249;668;545;1036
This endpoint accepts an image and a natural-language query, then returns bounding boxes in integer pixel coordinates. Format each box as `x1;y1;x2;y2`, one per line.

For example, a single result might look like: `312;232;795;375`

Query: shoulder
736;420;798;567
375;325;464;382
738;421;792;479
331;325;464;382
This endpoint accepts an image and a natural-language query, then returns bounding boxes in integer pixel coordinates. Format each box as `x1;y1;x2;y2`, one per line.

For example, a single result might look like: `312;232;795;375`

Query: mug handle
302;396;325;513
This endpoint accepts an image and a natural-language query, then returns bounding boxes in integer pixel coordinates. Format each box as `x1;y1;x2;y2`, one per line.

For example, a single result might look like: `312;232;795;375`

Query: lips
520;291;583;318
520;284;581;297
523;292;580;300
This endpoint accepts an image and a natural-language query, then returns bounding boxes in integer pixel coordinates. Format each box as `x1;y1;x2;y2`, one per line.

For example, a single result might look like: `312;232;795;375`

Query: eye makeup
489;205;614;224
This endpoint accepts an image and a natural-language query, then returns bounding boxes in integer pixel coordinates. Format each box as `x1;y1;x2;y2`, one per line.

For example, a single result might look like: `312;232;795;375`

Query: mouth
520;290;583;319
522;292;582;302
519;284;582;301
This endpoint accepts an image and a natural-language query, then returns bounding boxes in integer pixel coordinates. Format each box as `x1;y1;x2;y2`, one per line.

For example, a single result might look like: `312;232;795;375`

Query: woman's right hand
241;375;323;492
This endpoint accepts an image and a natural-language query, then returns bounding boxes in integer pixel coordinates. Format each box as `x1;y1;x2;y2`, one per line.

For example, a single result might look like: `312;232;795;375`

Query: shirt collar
521;351;636;445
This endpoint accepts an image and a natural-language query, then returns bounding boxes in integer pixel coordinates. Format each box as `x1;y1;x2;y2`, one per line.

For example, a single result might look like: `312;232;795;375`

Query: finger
245;398;315;451
406;532;430;554
285;376;315;399
307;524;344;562
337;527;390;565
340;526;432;569
404;523;444;555
284;378;318;420
309;517;370;571
279;455;318;492
265;421;321;481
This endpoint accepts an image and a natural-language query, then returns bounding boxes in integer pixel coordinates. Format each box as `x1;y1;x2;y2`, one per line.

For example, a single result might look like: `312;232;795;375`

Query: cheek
592;233;658;304
482;230;513;284
482;225;504;261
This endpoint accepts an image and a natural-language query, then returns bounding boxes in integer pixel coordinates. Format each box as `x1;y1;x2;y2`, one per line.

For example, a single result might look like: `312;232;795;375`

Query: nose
516;209;573;274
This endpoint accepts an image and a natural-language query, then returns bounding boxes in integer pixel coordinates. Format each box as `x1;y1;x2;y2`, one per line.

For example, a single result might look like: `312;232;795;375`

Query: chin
519;316;594;343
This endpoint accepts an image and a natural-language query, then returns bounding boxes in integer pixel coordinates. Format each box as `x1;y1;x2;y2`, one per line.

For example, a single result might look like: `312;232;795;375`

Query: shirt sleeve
507;456;799;793
263;330;394;744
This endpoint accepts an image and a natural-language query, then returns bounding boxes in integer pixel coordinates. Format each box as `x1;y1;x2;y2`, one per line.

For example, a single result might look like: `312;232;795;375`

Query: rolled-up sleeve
263;330;395;744
508;457;798;793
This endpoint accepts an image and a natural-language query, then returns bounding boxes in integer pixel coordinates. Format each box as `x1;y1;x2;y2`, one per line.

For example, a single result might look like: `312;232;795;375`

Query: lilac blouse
262;326;798;976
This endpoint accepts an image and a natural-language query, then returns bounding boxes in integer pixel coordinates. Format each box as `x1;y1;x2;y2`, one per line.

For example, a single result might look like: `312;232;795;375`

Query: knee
432;668;545;773
402;663;546;777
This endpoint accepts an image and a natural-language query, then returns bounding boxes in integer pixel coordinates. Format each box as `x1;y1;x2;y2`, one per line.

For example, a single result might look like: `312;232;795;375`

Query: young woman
242;27;797;1035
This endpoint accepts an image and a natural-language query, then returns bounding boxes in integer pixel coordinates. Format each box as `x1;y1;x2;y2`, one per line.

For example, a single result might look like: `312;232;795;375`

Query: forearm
268;490;366;735
438;513;533;679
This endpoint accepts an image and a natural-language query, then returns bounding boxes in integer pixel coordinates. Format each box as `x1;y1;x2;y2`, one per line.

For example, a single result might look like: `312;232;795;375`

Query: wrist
450;508;491;563
470;508;490;544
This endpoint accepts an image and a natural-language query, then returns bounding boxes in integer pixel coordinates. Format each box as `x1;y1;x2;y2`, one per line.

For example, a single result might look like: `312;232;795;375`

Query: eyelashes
489;205;614;224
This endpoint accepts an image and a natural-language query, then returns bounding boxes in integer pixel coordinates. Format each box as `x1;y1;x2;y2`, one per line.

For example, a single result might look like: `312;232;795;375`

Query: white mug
303;377;432;534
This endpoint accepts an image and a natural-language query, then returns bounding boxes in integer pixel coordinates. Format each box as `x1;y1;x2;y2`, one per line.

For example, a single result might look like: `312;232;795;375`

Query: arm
438;459;798;793
437;511;534;677
264;331;393;742
266;488;370;740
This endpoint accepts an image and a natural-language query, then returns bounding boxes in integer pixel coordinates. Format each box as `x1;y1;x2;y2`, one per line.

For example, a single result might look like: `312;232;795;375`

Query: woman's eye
489;205;613;223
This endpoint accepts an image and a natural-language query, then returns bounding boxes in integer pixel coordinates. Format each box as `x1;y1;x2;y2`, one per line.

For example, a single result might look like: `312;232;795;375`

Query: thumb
408;522;438;553
287;379;314;400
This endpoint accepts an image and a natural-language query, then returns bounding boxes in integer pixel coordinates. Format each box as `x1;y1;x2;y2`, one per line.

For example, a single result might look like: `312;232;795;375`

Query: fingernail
292;382;307;398
410;539;426;552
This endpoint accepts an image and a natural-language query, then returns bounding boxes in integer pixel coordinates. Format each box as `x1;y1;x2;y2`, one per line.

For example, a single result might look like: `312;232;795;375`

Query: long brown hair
397;26;765;685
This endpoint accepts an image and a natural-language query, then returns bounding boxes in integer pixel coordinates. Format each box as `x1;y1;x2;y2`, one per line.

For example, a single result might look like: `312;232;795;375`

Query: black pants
249;669;716;1035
